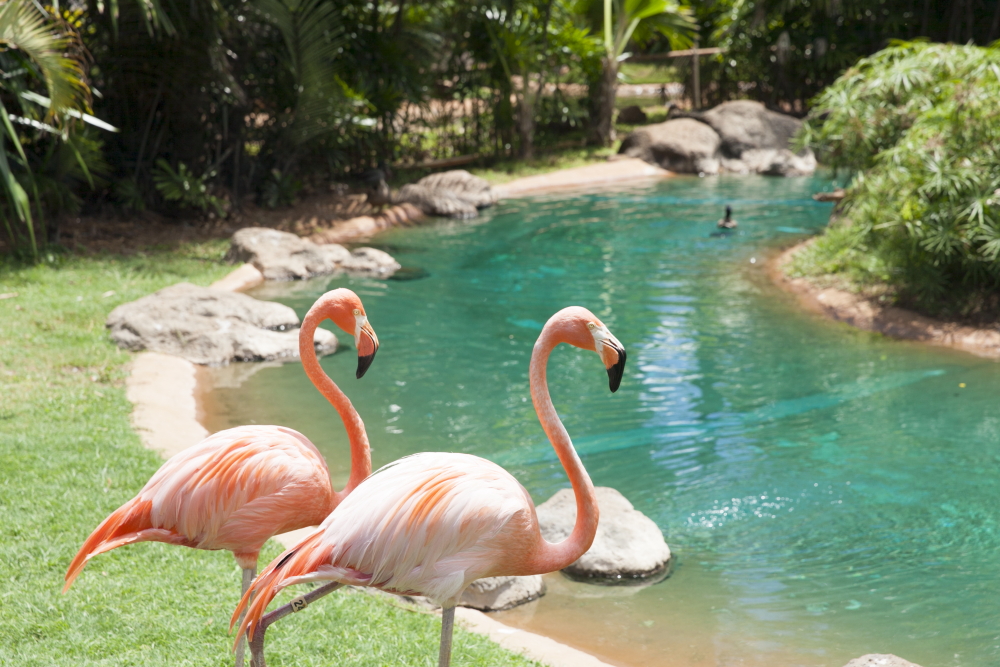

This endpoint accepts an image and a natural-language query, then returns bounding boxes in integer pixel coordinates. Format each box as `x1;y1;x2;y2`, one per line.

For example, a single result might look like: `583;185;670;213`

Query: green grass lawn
0;246;540;666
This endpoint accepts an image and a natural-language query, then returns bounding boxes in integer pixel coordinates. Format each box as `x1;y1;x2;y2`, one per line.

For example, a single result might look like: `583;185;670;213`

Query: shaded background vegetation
3;0;1000;266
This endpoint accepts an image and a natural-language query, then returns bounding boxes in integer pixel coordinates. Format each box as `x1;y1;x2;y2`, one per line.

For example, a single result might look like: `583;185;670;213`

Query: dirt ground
4;191;382;257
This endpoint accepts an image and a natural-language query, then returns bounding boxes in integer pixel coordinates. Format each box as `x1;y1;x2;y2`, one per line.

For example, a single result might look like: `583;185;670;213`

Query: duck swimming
717;205;737;229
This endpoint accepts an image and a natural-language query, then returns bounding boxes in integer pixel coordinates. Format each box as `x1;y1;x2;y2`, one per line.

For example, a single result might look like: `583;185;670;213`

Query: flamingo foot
438;605;455;667
235;566;256;667
246;581;343;667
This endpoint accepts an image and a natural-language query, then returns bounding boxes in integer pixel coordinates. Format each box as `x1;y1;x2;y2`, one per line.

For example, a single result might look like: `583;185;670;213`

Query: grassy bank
786;227;1000;326
0;248;539;666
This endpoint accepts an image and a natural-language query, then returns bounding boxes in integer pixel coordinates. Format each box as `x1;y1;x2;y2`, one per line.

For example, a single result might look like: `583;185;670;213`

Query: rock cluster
107;282;337;365
393;169;498;219
536;487;671;583
618;100;815;176
843;655;923;667
227;227;400;281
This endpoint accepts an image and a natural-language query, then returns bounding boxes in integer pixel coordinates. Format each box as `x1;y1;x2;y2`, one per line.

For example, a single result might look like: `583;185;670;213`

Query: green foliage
0;248;540;666
0;1;96;260
714;0;1000;108
152;159;226;217
802;41;1000;310
259;167;302;208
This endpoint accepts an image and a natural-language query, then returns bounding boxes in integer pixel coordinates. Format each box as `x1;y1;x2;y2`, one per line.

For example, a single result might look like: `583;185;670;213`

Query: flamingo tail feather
63;499;189;592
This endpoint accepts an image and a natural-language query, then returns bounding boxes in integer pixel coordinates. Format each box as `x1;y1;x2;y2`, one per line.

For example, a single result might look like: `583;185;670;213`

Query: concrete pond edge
768;239;1000;361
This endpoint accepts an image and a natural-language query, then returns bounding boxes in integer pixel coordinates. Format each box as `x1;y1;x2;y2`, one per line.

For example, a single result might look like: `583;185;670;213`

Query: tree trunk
588;57;618;147
517;81;537;160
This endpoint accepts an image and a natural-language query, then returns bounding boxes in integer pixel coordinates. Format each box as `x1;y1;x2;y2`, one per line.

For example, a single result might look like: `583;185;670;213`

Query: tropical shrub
0;0;100;259
799;41;1000;317
152;160;226;217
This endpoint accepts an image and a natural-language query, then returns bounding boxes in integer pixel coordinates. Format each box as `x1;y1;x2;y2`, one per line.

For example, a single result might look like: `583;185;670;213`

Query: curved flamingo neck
299;307;371;503
527;323;599;573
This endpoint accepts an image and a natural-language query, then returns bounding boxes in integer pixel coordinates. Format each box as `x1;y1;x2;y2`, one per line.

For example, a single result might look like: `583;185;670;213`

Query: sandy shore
769;240;1000;361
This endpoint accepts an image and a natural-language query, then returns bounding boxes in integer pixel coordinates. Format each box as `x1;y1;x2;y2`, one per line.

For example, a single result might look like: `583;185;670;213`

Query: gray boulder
617;105;648;124
227;227;398;280
537;487;671;583
617;118;721;175
700;100;802;156
107;282;337;366
721;147;817;177
843;655;923;667
460;575;546;612
339;247;402;278
393;169;497;219
621;101;815;176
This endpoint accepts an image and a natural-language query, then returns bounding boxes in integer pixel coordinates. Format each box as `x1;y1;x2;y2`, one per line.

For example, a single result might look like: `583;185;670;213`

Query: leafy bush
801;41;1000;312
151;160;226;217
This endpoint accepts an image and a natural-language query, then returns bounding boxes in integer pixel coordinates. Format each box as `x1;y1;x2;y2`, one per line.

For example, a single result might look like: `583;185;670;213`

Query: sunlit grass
0;248;540;666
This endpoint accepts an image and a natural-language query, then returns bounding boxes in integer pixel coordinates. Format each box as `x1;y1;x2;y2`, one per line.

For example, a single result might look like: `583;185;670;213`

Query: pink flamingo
231;306;626;667
64;288;378;667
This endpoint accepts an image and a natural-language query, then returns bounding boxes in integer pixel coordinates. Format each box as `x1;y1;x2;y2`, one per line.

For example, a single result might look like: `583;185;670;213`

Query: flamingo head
551;306;627;393
316;288;380;378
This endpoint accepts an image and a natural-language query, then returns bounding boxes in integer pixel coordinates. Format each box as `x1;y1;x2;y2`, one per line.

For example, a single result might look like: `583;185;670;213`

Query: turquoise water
205;176;1000;667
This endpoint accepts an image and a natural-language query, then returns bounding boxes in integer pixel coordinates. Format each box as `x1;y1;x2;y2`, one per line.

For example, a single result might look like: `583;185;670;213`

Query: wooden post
692;40;701;110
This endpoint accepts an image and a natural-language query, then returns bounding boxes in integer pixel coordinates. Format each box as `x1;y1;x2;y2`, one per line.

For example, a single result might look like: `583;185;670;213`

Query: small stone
536;487;671;584
459;575;546;612
842;654;924;667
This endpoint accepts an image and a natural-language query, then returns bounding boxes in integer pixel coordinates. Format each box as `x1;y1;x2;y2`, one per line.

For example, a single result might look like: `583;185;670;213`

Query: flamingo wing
234;452;532;638
65;426;332;591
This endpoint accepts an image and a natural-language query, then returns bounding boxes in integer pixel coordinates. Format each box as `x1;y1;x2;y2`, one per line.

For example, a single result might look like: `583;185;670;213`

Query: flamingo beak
356;321;379;379
600;336;627;393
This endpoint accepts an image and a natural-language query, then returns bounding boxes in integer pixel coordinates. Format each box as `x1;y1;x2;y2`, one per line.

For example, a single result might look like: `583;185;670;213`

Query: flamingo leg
247;582;343;667
235;567;257;667
438;605;456;667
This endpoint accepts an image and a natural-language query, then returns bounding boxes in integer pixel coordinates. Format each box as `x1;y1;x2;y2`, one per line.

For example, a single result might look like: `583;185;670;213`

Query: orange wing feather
64;426;334;592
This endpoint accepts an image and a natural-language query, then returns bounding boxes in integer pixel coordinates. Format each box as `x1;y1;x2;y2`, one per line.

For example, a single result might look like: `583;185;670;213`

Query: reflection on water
203;175;1000;667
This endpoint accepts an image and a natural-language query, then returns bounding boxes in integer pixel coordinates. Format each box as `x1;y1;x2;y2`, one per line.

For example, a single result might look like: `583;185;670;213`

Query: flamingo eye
353;309;361;316
587;322;596;330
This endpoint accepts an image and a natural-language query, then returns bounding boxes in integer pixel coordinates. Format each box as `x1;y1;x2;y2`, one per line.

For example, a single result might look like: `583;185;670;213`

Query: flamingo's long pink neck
526;322;599;573
299;306;372;503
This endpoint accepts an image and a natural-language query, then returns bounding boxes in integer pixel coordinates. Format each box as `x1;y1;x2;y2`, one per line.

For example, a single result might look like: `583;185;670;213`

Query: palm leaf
0;0;90;117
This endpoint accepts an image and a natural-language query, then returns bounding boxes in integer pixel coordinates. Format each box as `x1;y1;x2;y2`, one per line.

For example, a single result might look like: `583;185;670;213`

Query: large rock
107;282;337;366
620;101;816;176
617;105;648;124
617;118;721;175
459;575;546;612
393;170;497;219
843;655;924;667
700;100;802;156
536;487;671;583
339;247;402;278
227;227;399;280
721;147;817;177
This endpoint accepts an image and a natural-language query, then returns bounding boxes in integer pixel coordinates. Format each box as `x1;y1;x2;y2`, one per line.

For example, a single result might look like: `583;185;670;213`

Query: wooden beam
626;47;725;61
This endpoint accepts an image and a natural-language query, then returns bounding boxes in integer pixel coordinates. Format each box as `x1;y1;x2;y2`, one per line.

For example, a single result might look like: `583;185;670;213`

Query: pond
202;175;1000;667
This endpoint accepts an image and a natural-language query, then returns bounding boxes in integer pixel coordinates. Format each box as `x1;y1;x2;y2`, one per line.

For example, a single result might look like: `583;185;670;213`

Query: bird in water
64;289;379;667
717;205;737;229
232;306;627;667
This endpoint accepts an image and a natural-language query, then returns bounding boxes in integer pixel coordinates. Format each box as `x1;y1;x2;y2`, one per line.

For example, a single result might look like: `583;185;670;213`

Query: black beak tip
356;352;376;379
606;346;626;393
